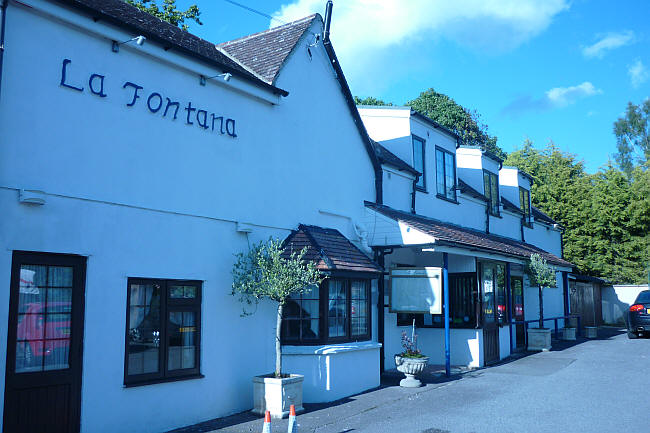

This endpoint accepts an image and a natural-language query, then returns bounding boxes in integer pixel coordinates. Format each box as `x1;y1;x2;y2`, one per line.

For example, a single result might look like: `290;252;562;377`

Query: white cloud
582;31;635;59
503;82;602;116
628;59;649;88
545;82;602;107
272;0;568;77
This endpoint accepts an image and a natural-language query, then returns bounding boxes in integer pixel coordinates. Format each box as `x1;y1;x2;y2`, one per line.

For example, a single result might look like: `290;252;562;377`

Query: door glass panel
482;263;495;324
496;264;506;324
512;278;524;319
15;265;73;373
168;311;197;370
127;283;161;375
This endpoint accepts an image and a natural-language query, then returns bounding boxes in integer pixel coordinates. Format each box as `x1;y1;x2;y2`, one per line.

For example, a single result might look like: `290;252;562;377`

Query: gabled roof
372;141;420;176
501;197;524;215
532;206;562;228
365;202;573;268
282;225;382;274
217;15;318;85
457;178;487;202
55;0;288;96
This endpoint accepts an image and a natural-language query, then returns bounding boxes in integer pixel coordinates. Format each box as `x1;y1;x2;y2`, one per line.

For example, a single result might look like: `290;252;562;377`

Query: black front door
511;277;525;350
480;262;500;365
4;252;86;433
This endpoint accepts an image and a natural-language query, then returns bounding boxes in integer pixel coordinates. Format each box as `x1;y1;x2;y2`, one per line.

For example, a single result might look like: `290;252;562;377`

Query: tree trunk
538;286;544;329
275;302;283;378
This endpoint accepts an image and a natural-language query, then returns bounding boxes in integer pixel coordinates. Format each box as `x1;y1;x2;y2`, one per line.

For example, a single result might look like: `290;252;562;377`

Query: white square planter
527;328;552;351
562;327;576;341
252;374;304;419
585;326;598;338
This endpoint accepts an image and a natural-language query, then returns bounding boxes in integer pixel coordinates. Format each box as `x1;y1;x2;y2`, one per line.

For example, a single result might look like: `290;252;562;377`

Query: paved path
171;328;650;433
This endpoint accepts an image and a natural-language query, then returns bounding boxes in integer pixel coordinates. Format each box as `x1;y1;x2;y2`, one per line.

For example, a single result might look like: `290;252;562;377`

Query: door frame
3;251;87;433
510;276;525;350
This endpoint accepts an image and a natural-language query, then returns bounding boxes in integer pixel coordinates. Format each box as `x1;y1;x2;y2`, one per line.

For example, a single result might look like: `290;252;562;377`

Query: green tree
406;88;506;159
354;96;393;106
613;99;650;176
126;0;202;31
231;238;324;377
526;254;557;328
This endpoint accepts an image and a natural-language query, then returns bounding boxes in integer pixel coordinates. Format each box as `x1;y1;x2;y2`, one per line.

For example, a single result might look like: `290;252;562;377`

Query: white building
0;1;573;432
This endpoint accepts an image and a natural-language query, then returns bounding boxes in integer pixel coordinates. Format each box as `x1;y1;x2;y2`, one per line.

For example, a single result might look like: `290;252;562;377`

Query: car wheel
628;330;639;339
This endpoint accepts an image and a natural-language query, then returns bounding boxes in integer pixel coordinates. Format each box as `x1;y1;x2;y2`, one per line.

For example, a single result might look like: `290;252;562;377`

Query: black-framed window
282;278;371;345
396;273;477;328
479;262;508;325
519;187;531;225
483;170;500;216
435;147;456;201
125;278;201;386
412;135;426;190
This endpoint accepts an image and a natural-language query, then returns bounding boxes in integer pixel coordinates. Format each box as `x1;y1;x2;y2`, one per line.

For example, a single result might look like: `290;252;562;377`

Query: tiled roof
532;206;561;227
365;202;573;268
372;141;420;176
282;225;382;274
458;178;487;202
218;15;319;84
56;0;288;95
501;197;524;215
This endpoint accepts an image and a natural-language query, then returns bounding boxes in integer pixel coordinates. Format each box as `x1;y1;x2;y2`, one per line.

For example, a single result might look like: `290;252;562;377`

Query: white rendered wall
602;285;649;325
382;168;414;213
523;272;567;329
0;4;378;433
282;343;381;402
357;107;413;165
523;224;563;257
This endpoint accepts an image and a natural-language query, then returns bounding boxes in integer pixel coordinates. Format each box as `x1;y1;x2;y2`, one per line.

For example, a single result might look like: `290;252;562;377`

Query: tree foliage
126;0;202;31
526;253;557;328
406;88;506;160
231;238;324;377
354;96;393;106
614;99;650;176
506;139;650;284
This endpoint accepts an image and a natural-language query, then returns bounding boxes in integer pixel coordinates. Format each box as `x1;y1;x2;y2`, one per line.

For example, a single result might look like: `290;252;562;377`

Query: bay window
282;278;371;344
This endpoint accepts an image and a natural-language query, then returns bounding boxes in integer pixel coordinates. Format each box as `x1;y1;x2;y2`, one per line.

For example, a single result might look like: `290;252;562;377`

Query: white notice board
390;267;442;314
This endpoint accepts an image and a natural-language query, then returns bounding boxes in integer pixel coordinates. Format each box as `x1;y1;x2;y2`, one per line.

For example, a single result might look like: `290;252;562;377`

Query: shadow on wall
601;285;649;325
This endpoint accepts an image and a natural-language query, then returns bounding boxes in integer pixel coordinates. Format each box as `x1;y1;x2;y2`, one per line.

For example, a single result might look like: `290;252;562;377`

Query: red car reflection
17;302;70;363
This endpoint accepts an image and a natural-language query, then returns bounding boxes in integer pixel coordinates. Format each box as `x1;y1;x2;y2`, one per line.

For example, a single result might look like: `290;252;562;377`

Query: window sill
436;194;459;204
282;341;382;356
416;187;428;194
124;373;204;388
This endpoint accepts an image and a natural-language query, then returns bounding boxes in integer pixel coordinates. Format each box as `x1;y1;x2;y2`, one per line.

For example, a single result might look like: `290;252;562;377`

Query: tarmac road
171;328;650;433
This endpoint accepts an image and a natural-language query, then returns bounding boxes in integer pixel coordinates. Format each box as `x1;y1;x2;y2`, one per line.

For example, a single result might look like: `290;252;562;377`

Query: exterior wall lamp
112;35;146;53
199;72;232;86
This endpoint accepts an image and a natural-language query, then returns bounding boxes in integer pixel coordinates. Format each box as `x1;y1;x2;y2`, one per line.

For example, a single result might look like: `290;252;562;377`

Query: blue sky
178;0;649;173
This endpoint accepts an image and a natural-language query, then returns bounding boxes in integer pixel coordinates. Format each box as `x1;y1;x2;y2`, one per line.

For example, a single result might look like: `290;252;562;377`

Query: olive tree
232;238;324;378
526;253;557;328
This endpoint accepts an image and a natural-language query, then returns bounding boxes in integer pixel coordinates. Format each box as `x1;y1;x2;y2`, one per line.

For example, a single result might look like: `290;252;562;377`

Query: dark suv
627;290;650;339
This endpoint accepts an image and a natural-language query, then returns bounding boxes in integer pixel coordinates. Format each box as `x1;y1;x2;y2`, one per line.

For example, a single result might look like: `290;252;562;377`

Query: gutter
0;0;8;101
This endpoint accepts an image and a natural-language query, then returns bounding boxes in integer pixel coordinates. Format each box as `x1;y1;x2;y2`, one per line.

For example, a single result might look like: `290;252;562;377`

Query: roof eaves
501;197;524;214
56;0;289;96
458;178;488;202
409;109;461;142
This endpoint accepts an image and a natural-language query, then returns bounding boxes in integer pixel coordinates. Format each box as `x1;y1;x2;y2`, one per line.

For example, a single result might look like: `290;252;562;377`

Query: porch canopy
364;202;572;270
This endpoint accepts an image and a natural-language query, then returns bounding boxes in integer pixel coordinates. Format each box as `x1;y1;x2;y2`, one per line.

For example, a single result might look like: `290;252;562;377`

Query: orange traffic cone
262;410;271;433
287;404;297;433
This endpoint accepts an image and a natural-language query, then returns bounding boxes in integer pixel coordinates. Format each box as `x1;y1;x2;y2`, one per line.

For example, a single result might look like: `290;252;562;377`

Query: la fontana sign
59;59;238;138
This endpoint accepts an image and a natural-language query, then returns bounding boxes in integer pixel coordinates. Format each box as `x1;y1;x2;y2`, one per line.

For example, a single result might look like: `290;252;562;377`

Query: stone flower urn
394;355;429;388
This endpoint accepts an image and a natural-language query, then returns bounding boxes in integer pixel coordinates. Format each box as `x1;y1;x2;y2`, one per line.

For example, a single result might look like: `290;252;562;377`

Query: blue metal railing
509;314;581;351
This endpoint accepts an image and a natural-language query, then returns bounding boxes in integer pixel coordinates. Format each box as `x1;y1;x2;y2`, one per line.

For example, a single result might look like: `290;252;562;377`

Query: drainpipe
520;216;525;242
411;177;417;213
374;247;392;373
323;1;332;42
485;201;490;234
0;0;8;102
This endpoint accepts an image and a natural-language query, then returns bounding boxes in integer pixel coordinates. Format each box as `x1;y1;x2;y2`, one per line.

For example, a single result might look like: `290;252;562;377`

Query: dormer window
519;187;532;226
483;170;500;216
412;135;426;190
435;147;456;201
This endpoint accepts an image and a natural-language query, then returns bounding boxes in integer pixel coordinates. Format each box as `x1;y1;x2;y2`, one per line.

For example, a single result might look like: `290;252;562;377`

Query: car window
635;291;650;303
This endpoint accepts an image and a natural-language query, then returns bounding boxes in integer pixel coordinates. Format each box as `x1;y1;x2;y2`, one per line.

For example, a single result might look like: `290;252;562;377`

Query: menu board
390;267;442;314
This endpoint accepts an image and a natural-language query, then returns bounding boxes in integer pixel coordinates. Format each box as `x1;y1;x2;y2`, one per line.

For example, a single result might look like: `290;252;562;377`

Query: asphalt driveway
171;328;649;433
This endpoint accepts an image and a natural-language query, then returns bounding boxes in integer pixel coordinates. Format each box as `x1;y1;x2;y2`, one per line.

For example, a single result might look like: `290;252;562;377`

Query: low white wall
524;272;566;329
282;343;381;403
385;312;482;368
499;326;511;360
602;285;649;325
